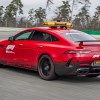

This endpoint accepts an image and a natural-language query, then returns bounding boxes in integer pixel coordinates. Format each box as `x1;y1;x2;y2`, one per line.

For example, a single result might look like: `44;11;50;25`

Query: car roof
26;27;82;34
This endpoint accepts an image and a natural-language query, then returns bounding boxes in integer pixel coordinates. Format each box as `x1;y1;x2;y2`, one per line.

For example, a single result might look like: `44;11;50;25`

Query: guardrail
83;30;100;38
83;30;100;35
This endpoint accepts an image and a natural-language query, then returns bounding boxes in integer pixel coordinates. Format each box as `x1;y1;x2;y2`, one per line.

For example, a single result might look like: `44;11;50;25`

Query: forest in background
0;0;100;30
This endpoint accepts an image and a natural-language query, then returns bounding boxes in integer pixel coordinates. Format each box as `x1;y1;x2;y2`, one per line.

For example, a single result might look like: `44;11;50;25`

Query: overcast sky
0;0;100;20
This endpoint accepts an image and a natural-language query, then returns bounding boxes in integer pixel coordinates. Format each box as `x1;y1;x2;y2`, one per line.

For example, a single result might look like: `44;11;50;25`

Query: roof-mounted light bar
43;21;72;28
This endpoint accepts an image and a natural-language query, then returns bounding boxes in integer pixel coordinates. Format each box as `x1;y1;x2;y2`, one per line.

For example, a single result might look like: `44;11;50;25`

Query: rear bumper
55;62;100;76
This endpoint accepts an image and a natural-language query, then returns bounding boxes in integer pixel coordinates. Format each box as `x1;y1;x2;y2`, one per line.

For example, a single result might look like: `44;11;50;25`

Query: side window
43;34;58;41
31;31;44;41
51;35;59;41
31;30;58;42
43;33;51;41
14;31;33;40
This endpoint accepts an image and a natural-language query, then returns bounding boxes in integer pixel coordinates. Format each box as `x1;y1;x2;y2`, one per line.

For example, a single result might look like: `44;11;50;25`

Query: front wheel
38;55;57;80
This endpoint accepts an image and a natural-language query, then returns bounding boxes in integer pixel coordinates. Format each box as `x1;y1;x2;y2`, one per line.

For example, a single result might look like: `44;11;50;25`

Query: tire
86;74;99;78
38;55;57;80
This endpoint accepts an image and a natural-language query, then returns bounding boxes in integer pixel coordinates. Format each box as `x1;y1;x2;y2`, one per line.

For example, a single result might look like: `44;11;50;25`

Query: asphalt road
0;31;100;100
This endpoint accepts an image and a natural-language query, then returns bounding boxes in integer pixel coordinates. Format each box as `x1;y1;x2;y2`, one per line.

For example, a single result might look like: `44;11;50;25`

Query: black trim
0;60;37;71
54;61;100;76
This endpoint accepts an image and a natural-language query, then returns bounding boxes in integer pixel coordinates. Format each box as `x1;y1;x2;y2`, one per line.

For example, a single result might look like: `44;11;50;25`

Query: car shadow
1;65;100;83
1;65;39;78
57;75;100;84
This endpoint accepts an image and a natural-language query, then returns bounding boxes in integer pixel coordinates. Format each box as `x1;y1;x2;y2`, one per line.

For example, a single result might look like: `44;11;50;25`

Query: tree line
0;0;100;30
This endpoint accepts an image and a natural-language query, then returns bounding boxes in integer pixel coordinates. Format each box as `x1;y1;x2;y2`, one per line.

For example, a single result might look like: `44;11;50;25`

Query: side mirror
8;36;14;42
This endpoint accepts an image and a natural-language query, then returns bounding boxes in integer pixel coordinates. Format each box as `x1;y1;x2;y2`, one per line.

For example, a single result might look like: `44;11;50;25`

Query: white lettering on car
6;45;15;54
93;55;100;58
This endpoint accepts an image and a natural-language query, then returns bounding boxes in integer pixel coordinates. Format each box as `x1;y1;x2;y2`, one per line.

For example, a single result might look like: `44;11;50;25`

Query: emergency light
43;21;72;28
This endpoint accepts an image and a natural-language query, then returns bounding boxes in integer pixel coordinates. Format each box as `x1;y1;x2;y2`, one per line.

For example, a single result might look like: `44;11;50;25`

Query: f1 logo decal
93;55;100;58
6;45;15;54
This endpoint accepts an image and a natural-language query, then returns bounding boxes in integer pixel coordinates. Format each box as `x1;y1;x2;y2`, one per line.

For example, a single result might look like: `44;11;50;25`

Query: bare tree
46;0;53;10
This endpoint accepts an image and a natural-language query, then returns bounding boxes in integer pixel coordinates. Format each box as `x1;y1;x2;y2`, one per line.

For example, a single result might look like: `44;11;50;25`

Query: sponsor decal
93;55;100;58
6;45;15;54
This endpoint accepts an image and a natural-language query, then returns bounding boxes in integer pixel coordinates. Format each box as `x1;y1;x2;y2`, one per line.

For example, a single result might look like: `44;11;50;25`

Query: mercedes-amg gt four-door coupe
0;22;100;80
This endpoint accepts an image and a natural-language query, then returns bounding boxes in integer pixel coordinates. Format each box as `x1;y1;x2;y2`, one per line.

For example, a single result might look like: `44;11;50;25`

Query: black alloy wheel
38;55;57;80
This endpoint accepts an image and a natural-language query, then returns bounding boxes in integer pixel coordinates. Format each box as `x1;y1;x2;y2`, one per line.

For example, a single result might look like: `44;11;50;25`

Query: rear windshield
61;32;96;42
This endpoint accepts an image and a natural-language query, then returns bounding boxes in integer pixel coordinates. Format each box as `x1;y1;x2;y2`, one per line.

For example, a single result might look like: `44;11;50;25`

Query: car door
3;30;33;66
22;30;59;68
21;30;45;68
13;30;41;69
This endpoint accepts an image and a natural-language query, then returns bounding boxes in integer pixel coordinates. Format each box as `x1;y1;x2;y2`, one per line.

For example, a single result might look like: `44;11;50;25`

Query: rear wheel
38;55;57;80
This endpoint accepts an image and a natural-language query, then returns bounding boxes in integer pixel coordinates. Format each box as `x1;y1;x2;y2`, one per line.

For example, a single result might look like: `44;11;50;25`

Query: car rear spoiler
75;40;100;46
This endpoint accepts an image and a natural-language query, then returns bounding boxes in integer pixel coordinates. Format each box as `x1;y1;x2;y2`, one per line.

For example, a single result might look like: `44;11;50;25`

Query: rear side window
51;35;59;41
31;30;58;42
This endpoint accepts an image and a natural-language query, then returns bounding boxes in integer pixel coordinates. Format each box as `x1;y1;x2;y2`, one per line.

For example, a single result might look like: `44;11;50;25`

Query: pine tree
28;8;35;25
91;6;100;30
11;0;23;15
4;0;23;27
0;6;4;26
73;6;91;30
71;0;91;21
34;7;46;26
53;0;71;22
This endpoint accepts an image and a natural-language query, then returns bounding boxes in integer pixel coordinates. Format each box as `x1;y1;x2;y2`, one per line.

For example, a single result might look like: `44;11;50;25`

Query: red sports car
0;22;100;80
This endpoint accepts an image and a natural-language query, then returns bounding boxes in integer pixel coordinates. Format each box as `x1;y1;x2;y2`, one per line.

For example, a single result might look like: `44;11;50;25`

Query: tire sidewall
38;55;56;80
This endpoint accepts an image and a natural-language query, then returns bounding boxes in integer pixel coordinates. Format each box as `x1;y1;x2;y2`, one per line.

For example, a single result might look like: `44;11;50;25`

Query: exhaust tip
77;68;89;74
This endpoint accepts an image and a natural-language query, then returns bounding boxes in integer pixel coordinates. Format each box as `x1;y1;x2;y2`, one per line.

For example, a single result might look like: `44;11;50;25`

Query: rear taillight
64;50;91;54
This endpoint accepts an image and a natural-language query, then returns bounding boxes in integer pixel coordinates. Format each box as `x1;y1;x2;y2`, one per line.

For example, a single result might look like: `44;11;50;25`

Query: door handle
38;45;43;48
18;44;23;46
